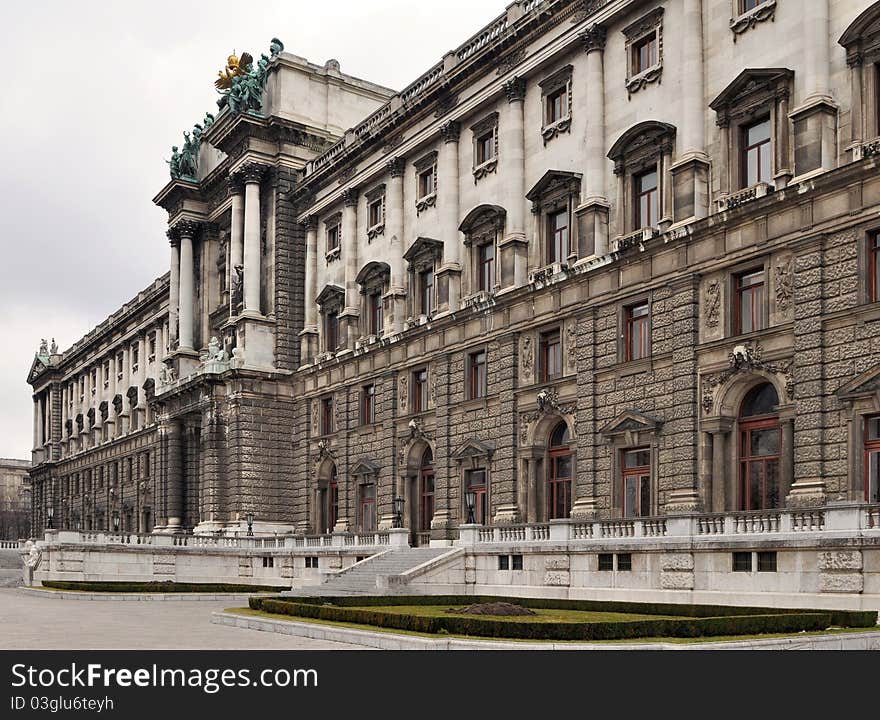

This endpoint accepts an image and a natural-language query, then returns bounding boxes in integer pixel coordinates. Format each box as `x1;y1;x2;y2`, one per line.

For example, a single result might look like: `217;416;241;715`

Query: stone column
229;176;244;315
386;158;407;333
780;414;795;501
300;216;319;363
438;121;462;311
168;233;180;346
60;385;67;454
576;26;611;256
164;419;183;530
500;77;530;285
107;352;117;438
708;425;731;512
527;456;539;524
804;0;830;101
848;56;864;149
339;188;360;349
177;223;196;351
32;396;39;452
135;335;147;426
241;164;264;316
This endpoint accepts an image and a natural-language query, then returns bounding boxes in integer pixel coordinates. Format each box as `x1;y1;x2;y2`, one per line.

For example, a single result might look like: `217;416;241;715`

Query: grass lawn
354;605;676;623
226;607;874;645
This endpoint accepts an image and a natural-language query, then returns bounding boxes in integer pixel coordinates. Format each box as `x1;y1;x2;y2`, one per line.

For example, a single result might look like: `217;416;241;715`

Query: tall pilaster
500;77;529;286
438;121;462;311
241;164;264;316
340;187;360;349
229;176;245;315
576;27;611;256
299;216;319;363
386;158;407;333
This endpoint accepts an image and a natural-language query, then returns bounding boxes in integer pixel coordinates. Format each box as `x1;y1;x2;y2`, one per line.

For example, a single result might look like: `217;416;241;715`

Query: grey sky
0;0;506;458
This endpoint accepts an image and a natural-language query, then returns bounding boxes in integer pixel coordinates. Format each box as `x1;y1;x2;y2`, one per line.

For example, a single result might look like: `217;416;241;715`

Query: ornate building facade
27;0;880;561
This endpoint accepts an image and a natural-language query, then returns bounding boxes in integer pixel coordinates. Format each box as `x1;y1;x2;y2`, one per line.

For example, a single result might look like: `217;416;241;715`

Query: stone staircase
287;547;452;597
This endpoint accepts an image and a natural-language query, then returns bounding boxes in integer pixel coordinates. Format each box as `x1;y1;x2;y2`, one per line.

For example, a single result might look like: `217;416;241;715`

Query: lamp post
112;510;120;533
46;505;54;530
392;496;404;529
465;489;477;525
245;511;254;537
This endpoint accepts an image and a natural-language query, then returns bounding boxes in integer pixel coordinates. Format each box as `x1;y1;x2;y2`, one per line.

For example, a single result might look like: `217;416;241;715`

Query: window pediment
316;284;345;308
350;458;380;477
839;2;880;63
526;170;582;207
403;236;443;271
459;204;506;239
837;362;880;402
607;121;676;173
710;68;793;126
600;410;663;439
452;437;495;461
356;261;390;295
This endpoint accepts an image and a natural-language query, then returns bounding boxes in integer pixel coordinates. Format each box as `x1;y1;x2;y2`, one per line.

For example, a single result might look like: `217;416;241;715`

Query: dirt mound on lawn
447;602;537;617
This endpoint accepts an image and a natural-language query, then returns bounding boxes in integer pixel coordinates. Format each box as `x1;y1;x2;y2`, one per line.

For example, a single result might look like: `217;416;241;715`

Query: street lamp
46;506;54;530
112;510;120;533
245;511;254;537
465;489;477;525
392;496;404;529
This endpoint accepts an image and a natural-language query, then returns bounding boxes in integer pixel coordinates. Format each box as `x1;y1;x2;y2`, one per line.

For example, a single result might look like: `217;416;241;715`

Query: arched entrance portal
415;448;434;546
315;463;338;534
547;422;572;520
738;382;781;510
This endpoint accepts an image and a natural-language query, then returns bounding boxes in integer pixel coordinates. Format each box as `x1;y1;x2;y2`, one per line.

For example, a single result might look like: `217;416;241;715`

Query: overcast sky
0;0;506;459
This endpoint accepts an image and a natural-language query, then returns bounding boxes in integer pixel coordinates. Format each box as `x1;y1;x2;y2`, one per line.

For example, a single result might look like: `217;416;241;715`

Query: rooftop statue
216;39;284;115
178;130;198;179
215;51;253;91
167;145;181;178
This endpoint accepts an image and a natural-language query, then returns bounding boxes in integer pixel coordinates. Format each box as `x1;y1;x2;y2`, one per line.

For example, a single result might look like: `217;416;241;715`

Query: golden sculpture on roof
215;51;253;91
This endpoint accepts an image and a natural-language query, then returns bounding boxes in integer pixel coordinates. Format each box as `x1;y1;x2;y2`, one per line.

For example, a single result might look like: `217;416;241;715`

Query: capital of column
238;162;267;185
301;215;319;231
166;228;180;246
172;218;203;240
439;120;461;144
227;175;244;195
387;157;405;178
580;23;606;53
341;188;359;207
503;76;526;103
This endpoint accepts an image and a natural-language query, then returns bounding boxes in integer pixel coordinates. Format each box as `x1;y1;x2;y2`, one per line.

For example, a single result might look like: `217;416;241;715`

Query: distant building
0;459;31;539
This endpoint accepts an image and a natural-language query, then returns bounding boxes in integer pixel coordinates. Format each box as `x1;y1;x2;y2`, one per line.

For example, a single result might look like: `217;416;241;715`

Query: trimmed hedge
248;595;877;641
42;581;285;593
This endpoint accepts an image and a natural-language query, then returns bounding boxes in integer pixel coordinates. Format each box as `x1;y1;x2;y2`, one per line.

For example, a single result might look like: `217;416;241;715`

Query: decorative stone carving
538;65;573;145
579;23;607;52
502;76;526;103
701;343;793;414
565;319;577;368
660;553;694;571
521;335;534;377
819;573;864;593
439;120;460;144
387;157;405;178
520;388;577;443
660;570;695;590
571;0;610;25
818;550;862;571
398;373;408;413
543;571;570;587
311;400;319;436
496;48;526;76
545;555;570;570
430;363;438;406
774;259;793;313
730;0;776;41
705;279;721;328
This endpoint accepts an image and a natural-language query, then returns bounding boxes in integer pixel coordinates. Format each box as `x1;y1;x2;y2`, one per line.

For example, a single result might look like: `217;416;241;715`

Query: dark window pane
598;554;614;571
757;551;777;572
740;383;779;417
498;555;509;570
617;553;632;571
733;552;752;572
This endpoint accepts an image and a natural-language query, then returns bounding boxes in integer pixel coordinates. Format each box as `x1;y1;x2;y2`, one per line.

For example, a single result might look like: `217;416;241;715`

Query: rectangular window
262;556;274;568
102;361;110;388
419;269;434;316
547;209;569;264
148;333;156;361
116;352;124;381
634;168;659;229
741;118;772;188
305;556;319;569
632;34;658;75
324;309;339;351
327;224;340;252
131;344;139;371
368;199;383;229
468;350;487;400
90;369;97;395
320;397;333;435
466;468;488;525
512;554;523;571
598;553;614;571
368;293;383;336
757;551;777;573
622;448;651;518
865;415;880;503
735;268;766;335
478;242;495;291
361;384;375;425
498;554;510;570
418;168;435;199
539;329;562;383
870;232;880;303
412;369;428;413
617;553;632;572
741;0;766;13
625;302;650;361
546;87;567;125
359;484;376;532
732;552;752;572
476;132;495;165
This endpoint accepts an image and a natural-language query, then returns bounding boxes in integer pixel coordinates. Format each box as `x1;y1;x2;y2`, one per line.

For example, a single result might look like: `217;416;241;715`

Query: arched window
548;422;572;520
418;448;434;546
738;382;780;510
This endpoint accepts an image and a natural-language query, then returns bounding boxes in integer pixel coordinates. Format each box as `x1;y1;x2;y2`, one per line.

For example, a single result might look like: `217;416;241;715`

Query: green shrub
247;594;876;641
42;581;286;593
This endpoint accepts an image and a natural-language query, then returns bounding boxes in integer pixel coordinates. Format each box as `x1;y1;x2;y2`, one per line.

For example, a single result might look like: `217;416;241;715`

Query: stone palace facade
25;1;880;600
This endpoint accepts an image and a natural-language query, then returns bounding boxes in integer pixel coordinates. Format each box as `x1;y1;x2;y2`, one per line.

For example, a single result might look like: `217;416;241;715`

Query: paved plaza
0;588;362;650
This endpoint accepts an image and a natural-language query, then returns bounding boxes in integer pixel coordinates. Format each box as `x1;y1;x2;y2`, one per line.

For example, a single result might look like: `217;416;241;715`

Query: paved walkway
0;588;362;650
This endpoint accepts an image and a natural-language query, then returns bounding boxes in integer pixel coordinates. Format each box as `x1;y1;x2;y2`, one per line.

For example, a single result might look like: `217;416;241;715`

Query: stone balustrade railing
460;505;880;546
0;540;25;549
43;529;399;550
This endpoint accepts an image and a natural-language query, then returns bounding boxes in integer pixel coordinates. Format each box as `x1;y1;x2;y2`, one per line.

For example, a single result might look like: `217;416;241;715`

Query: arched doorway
416;448;434;546
738;382;780;510
316;463;338;534
547;422;572;520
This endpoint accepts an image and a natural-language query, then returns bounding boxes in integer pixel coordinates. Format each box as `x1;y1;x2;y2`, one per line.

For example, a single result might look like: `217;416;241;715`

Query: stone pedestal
338;308;360;352
670;156;710;223
570;496;601;520
234;315;275;370
492;504;520;525
574;200;610;257
388;527;410;548
169;348;201;381
498;236;528;289
299;328;318;367
786;480;827;508
790;98;838;178
430;509;455;540
435;264;461;314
